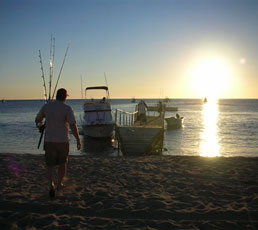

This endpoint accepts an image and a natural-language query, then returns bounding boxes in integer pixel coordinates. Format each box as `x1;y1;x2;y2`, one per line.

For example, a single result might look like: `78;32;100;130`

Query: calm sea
0;99;258;157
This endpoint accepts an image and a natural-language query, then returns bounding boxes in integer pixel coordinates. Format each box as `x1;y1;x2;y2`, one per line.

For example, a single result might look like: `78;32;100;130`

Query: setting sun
190;57;232;99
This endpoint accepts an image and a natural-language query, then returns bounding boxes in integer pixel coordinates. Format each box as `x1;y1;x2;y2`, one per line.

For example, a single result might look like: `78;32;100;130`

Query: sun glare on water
200;99;220;157
190;57;231;99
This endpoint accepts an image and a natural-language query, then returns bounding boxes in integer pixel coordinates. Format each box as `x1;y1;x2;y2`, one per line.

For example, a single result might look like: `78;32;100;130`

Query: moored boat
82;86;114;138
165;114;184;129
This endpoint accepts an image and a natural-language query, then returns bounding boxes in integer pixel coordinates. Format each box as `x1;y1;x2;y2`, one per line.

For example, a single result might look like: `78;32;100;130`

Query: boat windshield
85;86;109;100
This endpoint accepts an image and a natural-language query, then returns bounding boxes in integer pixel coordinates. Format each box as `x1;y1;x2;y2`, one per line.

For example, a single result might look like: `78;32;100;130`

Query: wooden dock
115;109;165;155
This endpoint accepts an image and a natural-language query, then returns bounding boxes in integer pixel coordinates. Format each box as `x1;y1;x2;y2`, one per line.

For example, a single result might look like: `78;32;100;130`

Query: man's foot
57;183;65;190
49;184;55;198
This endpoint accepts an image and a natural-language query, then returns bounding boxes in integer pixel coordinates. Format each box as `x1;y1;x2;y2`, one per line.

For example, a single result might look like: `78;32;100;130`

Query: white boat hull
165;117;184;129
82;124;114;138
82;85;115;138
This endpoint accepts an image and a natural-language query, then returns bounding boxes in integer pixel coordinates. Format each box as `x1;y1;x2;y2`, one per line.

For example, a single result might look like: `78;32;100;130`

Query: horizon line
2;97;258;101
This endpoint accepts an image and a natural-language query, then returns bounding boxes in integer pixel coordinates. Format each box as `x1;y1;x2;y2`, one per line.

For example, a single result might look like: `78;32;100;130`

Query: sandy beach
1;153;258;230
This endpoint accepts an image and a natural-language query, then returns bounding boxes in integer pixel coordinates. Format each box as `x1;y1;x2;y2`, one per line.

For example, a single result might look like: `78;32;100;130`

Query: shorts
44;142;69;166
139;114;146;122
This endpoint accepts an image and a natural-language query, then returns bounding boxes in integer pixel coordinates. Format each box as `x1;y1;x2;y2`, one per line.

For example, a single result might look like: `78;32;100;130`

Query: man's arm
35;107;45;125
144;101;148;108
70;124;81;150
35;116;43;124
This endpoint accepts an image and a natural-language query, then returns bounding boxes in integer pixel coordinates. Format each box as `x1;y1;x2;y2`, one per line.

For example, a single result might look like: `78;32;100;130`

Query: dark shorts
44;142;69;166
139;114;146;122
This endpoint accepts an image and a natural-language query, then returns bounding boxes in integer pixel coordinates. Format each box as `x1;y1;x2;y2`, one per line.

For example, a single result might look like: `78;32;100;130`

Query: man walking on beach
35;88;81;198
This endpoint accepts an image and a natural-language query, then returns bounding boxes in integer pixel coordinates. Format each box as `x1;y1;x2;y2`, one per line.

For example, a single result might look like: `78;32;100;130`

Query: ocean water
0;99;258;157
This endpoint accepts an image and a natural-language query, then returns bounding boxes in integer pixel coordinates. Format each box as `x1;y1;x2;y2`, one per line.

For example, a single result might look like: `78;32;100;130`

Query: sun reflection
200;99;220;157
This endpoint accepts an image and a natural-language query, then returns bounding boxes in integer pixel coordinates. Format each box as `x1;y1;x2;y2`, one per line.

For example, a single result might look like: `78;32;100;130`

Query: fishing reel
36;123;45;133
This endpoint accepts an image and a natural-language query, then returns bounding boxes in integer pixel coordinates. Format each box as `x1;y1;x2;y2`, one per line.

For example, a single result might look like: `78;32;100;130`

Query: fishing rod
104;72;110;99
37;122;45;149
51;42;70;100
48;35;55;101
38;50;48;102
38;36;55;148
37;49;49;149
37;39;70;149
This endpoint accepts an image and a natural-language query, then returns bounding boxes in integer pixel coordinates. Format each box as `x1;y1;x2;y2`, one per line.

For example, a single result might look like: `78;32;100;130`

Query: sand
1;153;258;230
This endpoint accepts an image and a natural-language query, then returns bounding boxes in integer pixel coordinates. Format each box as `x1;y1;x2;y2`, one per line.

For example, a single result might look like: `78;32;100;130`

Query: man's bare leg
57;163;66;188
47;166;55;198
47;166;54;188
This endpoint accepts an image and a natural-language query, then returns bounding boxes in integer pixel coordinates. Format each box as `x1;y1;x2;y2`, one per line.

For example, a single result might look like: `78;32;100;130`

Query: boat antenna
47;35;55;101
51;41;70;100
38;50;48;102
104;72;110;99
80;75;84;99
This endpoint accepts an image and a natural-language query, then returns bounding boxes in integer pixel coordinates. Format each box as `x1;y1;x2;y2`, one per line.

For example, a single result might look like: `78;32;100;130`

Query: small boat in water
165;114;184;129
82;86;114;138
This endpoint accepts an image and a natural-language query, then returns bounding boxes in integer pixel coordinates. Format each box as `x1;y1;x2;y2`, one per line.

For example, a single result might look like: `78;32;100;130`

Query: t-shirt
138;102;147;114
36;100;76;142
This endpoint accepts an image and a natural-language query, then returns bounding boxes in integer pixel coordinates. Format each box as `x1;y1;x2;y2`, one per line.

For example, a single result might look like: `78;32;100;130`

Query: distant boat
82;86;115;138
203;97;207;103
163;97;170;103
165;114;184;129
131;97;136;103
1;99;5;103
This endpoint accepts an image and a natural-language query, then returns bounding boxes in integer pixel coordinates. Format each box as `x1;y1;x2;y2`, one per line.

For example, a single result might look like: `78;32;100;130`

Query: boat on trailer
82;86;114;138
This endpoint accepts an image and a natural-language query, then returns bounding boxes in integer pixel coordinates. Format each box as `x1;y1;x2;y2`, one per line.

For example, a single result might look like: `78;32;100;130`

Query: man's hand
70;124;81;151
76;139;81;150
36;123;45;133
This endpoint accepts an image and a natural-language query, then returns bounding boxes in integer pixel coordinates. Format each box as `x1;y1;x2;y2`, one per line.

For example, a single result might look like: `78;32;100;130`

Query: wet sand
1;153;258;229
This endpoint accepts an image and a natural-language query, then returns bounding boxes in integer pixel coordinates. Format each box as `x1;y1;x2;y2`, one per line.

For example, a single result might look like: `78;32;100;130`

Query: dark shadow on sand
81;135;118;156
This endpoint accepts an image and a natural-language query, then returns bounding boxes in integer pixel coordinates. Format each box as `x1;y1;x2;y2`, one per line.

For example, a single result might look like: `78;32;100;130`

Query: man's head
56;88;69;101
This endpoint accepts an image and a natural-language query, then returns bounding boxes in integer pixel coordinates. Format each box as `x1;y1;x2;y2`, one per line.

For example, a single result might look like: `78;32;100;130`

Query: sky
0;0;257;99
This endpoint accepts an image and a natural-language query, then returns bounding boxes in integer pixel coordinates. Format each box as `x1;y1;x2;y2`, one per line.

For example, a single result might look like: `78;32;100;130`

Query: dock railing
114;109;138;126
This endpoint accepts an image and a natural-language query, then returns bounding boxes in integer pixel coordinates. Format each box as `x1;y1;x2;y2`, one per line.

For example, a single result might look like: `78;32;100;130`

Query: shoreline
2;152;258;158
1;153;258;229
